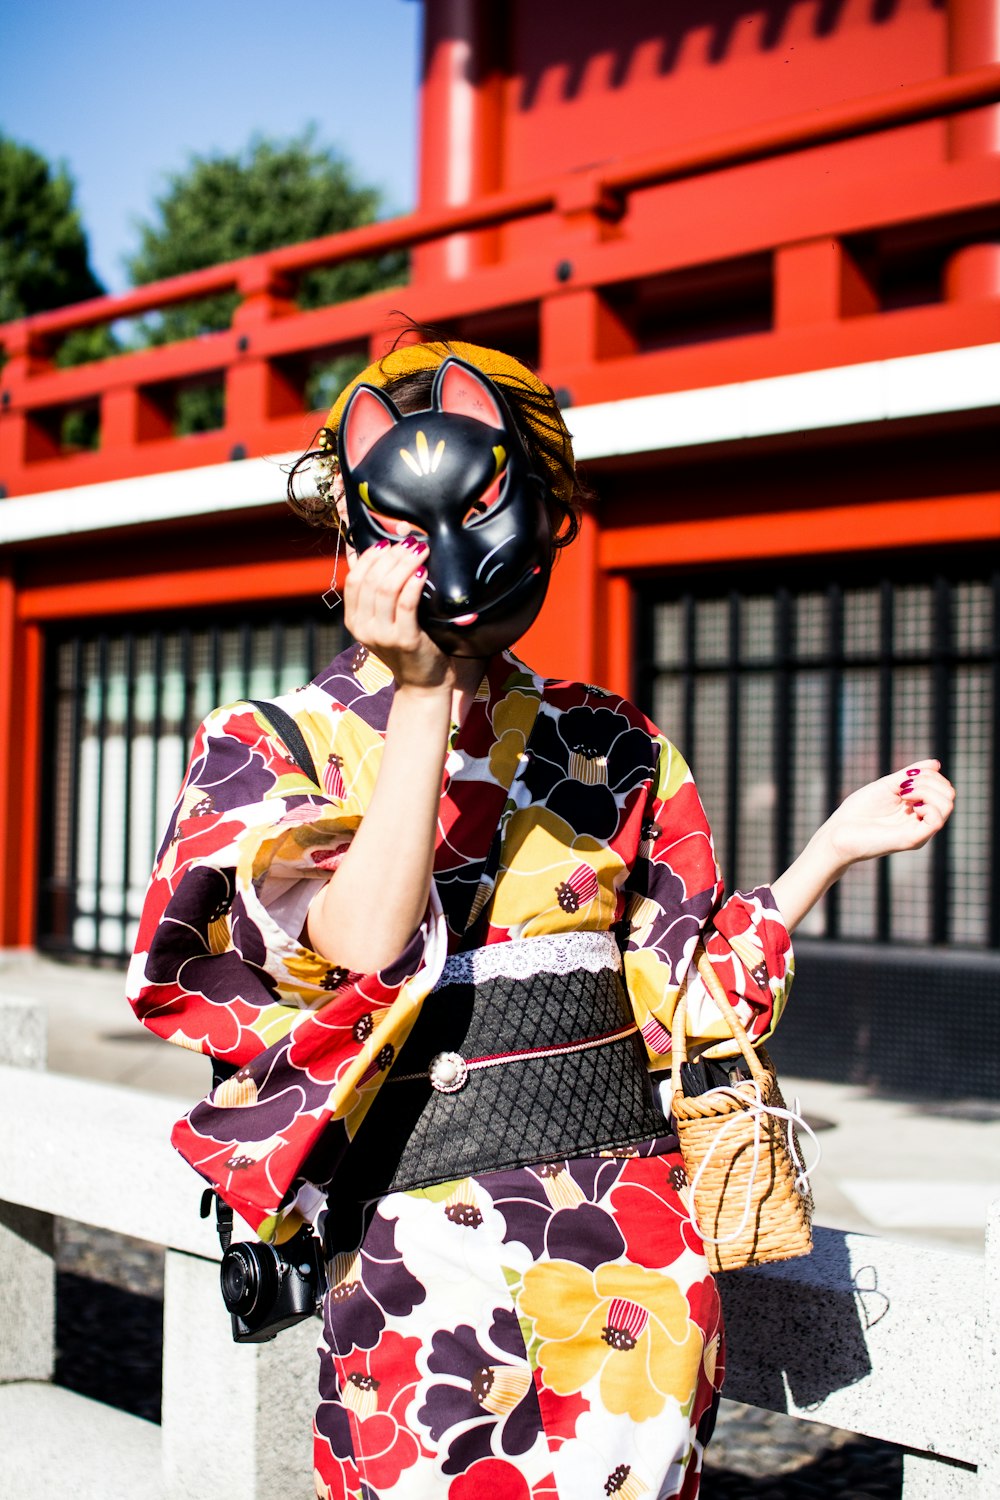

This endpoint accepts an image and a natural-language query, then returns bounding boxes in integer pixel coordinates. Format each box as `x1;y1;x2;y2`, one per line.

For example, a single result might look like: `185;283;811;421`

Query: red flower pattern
333;1330;426;1491
609;1152;704;1266
448;1458;533;1500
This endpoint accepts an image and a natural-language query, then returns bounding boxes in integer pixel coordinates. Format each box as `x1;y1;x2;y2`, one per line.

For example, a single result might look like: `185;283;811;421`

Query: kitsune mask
338;356;553;656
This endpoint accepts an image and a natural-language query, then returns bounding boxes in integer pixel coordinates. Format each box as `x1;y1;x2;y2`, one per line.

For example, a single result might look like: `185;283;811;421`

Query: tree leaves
125;129;408;346
0;135;104;322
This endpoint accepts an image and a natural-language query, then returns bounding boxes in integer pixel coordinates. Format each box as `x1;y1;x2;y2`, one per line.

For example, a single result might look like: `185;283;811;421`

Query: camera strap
198;698;319;1253
200;1057;238;1251
247;699;320;786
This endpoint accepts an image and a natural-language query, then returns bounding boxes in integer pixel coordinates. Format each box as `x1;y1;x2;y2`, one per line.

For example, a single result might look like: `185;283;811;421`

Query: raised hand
771;758;955;933
824;759;955;865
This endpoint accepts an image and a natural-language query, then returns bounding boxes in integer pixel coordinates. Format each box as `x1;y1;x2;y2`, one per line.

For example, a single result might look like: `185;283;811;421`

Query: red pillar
538;174;629;386
773;239;877;329
947;0;1000;301
600;574;635;703
0;326;58;493
101;386;173;451
949;0;1000;158
0;570;42;946
228;266;302;439
520;506;601;686
414;0;505;282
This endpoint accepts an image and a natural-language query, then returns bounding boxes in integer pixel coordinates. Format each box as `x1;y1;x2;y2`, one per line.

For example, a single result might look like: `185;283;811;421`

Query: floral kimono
128;642;793;1500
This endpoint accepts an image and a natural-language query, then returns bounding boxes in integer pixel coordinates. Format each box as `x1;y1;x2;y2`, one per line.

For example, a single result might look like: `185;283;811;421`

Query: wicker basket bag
670;946;813;1273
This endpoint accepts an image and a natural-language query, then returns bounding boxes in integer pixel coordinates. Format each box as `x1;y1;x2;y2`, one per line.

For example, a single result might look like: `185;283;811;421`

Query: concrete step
0;1382;163;1498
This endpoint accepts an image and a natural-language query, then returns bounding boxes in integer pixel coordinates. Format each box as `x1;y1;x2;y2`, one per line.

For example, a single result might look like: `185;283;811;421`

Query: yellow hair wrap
325;341;575;505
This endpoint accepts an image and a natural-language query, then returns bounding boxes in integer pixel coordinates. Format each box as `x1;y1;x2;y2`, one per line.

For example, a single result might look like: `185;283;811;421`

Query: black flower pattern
416;1309;537;1475
524;704;656;842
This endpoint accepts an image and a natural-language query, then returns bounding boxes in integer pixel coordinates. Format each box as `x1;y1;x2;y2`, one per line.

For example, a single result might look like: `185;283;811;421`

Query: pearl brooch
428;1051;468;1093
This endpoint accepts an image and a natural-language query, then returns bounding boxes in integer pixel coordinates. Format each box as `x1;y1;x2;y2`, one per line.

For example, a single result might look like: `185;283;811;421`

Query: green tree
0;135;105;323
126;130;406;431
0;136;115;447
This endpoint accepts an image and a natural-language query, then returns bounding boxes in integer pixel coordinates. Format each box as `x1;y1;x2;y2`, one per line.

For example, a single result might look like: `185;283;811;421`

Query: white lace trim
433;930;621;990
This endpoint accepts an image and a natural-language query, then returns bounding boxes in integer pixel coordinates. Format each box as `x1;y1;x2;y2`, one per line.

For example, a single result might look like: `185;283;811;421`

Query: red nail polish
374;540;391;550
912;799;924;807
907;767;920;776
414;566;427;579
900;780;913;793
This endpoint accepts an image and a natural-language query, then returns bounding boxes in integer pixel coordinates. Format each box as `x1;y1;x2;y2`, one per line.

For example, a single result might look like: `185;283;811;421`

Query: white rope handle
685;1079;822;1247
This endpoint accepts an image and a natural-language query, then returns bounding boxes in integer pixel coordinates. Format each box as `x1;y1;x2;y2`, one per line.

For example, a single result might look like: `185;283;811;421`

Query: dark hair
286;347;585;552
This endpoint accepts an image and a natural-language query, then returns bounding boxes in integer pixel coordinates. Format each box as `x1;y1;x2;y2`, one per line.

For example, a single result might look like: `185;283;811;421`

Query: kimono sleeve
622;732;793;1065
126;697;446;1236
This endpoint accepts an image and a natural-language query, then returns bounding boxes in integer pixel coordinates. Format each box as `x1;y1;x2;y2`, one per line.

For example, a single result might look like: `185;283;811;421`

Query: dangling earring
322;521;344;610
313;430;344;609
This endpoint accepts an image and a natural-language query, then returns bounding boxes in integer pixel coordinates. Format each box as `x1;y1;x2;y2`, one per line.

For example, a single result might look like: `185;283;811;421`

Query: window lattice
646;566;997;949
42;612;344;961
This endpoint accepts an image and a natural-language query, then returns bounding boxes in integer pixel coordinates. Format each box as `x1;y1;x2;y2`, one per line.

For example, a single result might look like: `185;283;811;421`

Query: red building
1;0;998;1093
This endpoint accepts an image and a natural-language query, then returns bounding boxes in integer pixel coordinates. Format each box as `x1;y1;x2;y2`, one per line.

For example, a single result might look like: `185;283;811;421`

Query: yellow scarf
325;340;575;505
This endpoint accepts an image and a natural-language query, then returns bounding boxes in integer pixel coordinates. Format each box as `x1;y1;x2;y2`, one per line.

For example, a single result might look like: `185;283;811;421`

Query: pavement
3;946;998;1256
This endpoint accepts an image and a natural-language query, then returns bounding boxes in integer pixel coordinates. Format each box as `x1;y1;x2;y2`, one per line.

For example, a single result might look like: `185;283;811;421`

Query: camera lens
220;1243;279;1318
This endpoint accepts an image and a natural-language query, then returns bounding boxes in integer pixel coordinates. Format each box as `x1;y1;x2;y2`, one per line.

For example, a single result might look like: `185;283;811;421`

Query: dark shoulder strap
248;699;320;786
201;702;316;1239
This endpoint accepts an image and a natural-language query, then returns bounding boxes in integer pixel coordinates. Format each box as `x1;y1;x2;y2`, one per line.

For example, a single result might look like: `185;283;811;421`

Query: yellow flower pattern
488;689;539;787
489;805;624;937
519;1259;705;1422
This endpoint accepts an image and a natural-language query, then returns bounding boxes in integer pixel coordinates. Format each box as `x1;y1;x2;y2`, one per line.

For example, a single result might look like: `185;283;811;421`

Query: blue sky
2;0;421;293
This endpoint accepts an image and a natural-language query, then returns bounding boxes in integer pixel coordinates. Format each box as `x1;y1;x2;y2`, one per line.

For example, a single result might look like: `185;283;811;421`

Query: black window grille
637;557;998;951
40;609;345;963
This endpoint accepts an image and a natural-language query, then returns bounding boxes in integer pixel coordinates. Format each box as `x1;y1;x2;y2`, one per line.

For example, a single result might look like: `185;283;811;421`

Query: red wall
502;0;947;265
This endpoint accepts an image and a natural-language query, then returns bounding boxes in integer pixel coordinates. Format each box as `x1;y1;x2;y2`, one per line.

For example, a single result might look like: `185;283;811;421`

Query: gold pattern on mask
399;429;445;476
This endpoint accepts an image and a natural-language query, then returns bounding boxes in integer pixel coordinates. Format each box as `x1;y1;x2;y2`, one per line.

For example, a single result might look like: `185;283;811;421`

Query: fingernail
374;540;391;550
907;767;921;776
912;799;924;807
900;780;913;793
414;566;427;579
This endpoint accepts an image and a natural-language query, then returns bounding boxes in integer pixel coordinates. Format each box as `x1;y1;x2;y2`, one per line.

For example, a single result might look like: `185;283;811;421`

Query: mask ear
434;357;506;429
339;385;400;470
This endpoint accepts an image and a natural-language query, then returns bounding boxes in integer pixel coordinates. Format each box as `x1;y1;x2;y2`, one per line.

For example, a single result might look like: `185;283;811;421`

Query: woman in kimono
128;340;954;1500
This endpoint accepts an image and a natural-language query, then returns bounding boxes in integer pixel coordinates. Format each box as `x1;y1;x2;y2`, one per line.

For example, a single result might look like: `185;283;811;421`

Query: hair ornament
312;430;339;503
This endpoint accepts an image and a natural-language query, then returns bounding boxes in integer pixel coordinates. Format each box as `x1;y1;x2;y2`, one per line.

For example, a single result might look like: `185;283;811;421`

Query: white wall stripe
2;341;997;546
567;340;1000;459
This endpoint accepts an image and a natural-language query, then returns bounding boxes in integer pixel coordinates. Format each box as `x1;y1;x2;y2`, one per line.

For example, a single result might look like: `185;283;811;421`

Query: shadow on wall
720;1229;874;1410
426;0;936;110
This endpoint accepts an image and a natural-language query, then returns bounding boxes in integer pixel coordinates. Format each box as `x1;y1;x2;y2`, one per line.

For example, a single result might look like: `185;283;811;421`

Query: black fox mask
338;357;553;656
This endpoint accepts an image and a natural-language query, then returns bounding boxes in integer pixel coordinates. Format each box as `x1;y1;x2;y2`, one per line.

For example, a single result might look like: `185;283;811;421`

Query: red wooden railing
1;63;999;498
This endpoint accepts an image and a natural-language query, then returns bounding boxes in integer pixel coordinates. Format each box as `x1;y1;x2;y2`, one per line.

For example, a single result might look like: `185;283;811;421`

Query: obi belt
336;930;670;1203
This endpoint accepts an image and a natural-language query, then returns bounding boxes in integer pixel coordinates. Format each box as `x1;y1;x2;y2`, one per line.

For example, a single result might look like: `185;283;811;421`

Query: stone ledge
0;1382;163;1499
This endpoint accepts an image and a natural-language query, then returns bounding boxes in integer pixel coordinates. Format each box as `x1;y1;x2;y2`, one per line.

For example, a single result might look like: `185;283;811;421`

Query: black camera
219;1225;325;1343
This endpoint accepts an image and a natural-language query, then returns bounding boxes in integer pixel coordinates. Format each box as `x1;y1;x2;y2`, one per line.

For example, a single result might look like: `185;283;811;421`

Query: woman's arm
306;537;456;973
771;758;955;933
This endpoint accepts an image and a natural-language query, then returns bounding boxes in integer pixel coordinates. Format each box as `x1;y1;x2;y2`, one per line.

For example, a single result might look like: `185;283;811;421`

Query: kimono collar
312;641;543;748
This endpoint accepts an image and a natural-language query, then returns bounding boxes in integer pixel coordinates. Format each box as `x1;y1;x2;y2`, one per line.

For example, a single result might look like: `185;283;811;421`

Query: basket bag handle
670;943;768;1094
